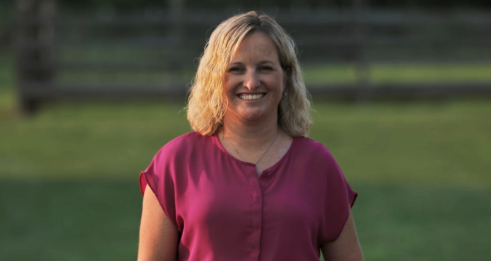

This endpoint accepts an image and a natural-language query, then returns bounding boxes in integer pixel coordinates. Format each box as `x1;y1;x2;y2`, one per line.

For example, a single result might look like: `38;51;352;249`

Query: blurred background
1;0;490;260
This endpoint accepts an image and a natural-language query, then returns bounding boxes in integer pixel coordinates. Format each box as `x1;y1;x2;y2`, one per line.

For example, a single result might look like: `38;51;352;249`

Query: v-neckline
212;134;297;176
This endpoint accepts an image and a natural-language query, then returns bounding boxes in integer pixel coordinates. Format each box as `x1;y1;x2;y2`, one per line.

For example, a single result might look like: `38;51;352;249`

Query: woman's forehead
228;31;281;64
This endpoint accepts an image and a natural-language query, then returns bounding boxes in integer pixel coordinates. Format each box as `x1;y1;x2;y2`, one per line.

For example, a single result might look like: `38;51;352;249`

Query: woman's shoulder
165;131;210;147
294;136;337;161
153;132;213;160
295;136;330;152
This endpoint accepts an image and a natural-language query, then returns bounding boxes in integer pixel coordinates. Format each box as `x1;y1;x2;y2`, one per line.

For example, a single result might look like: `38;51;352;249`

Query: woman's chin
225;104;277;123
238;110;273;122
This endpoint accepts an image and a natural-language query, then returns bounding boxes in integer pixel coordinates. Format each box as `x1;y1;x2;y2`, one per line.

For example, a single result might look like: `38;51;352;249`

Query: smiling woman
138;11;363;261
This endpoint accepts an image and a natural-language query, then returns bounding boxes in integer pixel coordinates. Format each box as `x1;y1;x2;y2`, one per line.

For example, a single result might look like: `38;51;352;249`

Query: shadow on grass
0;179;489;261
0;179;141;261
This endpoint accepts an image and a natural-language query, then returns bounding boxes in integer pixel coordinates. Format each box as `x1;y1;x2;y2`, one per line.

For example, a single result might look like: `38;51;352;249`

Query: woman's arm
138;185;179;261
321;208;363;261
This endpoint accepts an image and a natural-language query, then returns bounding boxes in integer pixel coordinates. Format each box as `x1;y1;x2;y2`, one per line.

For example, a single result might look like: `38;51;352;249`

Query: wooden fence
15;0;491;114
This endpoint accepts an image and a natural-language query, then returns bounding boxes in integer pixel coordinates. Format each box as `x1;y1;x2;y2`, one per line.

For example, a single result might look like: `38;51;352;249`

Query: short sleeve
139;150;180;231
319;146;358;243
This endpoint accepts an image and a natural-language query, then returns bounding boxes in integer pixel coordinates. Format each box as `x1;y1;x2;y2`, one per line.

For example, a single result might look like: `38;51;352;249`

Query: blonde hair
187;11;312;137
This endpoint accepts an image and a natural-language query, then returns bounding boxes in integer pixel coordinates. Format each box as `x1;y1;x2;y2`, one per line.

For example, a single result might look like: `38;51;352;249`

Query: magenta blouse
140;132;357;261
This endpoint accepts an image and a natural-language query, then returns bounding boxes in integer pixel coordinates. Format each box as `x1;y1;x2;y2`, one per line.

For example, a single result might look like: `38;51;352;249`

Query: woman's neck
220;115;280;151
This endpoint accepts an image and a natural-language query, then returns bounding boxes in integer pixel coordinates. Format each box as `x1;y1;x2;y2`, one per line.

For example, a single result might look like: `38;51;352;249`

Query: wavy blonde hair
187;11;312;137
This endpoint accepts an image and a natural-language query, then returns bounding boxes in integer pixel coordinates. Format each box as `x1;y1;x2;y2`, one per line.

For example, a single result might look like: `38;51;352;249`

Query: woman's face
223;31;285;124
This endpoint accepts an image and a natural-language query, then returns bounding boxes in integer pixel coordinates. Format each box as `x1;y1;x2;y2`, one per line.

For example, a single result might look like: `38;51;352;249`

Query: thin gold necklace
223;129;280;165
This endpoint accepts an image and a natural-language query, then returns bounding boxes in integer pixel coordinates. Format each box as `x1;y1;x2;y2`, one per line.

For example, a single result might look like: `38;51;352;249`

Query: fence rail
47;11;491;26
14;1;491;114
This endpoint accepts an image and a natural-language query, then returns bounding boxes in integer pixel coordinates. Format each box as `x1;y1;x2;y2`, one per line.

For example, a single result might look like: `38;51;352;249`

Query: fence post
168;0;185;69
15;0;55;115
352;0;370;102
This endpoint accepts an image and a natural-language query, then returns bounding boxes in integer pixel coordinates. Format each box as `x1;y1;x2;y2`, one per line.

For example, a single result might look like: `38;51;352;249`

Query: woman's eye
228;67;243;72
260;66;273;71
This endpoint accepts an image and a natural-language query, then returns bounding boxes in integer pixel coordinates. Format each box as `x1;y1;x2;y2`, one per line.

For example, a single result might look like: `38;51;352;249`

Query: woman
138;11;363;261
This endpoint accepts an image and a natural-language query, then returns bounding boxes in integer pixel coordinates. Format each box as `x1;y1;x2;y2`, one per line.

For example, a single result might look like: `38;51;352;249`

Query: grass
1;53;491;260
1;180;489;261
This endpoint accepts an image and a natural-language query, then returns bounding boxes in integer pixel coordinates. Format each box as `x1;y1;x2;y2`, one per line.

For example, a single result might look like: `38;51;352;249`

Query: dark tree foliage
57;0;491;12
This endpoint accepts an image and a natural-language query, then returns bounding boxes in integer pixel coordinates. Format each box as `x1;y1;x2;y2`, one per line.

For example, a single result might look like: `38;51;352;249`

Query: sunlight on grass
303;64;357;84
0;53;16;119
0;88;15;117
1;97;490;192
310;101;491;189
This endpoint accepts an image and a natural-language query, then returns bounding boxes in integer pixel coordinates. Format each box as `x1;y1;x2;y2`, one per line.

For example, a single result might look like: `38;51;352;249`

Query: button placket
259;168;275;189
247;167;263;260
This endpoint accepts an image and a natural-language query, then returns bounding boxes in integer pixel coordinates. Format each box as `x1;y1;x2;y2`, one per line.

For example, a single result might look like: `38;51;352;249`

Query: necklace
223;129;280;165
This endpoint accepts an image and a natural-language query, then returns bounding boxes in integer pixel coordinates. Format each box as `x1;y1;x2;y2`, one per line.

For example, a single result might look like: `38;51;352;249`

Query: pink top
140;132;357;261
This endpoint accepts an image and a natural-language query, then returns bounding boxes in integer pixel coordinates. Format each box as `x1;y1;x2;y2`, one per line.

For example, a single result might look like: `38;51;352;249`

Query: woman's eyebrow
228;60;275;66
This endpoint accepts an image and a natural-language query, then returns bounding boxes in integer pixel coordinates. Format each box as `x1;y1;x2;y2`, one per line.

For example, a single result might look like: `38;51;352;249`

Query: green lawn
1;54;491;260
303;63;491;84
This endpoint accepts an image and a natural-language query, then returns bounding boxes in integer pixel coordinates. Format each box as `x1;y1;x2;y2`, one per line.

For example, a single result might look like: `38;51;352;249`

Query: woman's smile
238;93;266;100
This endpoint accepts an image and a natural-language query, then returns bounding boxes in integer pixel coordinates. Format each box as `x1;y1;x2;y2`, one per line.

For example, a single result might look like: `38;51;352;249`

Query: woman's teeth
239;94;265;100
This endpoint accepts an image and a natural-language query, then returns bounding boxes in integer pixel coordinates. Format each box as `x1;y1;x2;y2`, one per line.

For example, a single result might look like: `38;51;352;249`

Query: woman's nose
244;71;260;90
